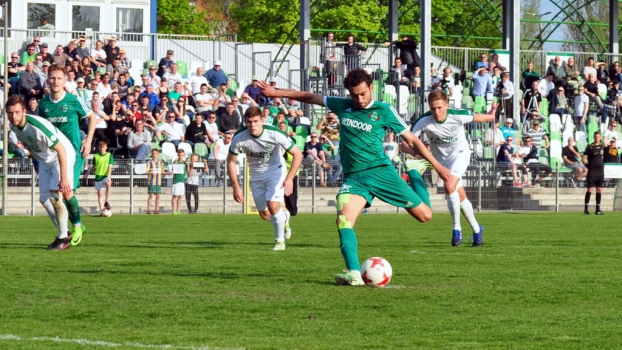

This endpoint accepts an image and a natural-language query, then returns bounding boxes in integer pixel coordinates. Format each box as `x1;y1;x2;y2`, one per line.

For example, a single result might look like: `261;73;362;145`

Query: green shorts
337;165;423;209
74;154;86;190
148;185;162;194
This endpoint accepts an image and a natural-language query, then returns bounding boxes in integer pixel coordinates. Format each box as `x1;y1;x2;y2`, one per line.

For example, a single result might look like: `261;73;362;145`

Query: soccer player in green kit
258;69;451;286
39;65;97;246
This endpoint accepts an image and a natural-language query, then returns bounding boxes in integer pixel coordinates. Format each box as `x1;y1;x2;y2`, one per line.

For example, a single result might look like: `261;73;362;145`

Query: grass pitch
0;212;621;349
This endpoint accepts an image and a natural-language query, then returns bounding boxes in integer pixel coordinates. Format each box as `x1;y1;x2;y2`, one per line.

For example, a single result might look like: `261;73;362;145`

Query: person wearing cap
243;76;262;102
39;61;51;93
73;77;89;101
157;50;174;77
185;67;209;95
596;62;609;84
525;119;549;149
118;49;131;70
204;60;229;89
471;64;493;98
103;36;120;66
500;118;520;146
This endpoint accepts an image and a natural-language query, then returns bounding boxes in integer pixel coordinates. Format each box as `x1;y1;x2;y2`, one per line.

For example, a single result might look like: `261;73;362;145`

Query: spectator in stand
26;97;40;116
91;99;112;143
163;63;183;90
582;131;605;214
90;40;107;70
74;37;89;60
203;111;221;142
523;136;552;186
153;95;172;123
320;134;342;184
64;70;78;93
525;120;549;150
20;44;37;65
473;52;489;70
604;138;620;163
185;114;210;148
522;61;540;90
116;72;131;100
219;103;240;133
562;137;588;186
211;131;232;187
337;34;366;72
521;80;542;117
316;111;340;146
52;45;72;67
231;96;246;125
87;80;99;100
383;132;401;164
7;52;22;93
471;65;493;98
304;132;329;187
103;36;120;67
485;120;505;152
596;62;609;84
411;65;422;91
194;83;215;118
107;58;125;75
145;65;161;88
383;36;419;79
496;136;528;188
243;76;262;102
157;50;174;77
214;83;232;115
603;120;619;144
564;57;581;86
73;77;89;100
168;82;191;105
492;72;514;121
285;97;303;116
549;86;570;116
172;96;190;125
129;119;157;161
118;49;130;71
388;57;410;85
490;65;502;86
431;67;454;97
31;36;42;52
18;62;42;101
501;118;520;146
259;77;279;106
157;111;186;148
139;84;160;110
96;73;112;100
278;120;296;138
538;73;555;97
185;153;206;214
38;16;55;31
64;41;79;61
491;54;507;72
546;56;566;88
6;127;28;169
185;67;209;96
583;57;597;80
205;61;229;89
584;73;604;114
573;85;589;132
39;44;53;64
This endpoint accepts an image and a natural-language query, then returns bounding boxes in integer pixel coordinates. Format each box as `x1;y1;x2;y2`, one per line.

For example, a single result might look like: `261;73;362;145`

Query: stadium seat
144;60;156;69
131;59;144;70
576;139;587;153
190;61;203;75
474;96;486;114
398;86;409;114
538;148;548;159
462;96;474;110
295;125;308;138
540;99;549;117
150;142;161;151
549;114;562;132
194;143;209;159
382;93;395;105
293;135;306;150
178;142;193;156
97;67;107;75
229;80;238;92
384;84;397;98
598;83;607;100
176;61;189;78
161;142;177;161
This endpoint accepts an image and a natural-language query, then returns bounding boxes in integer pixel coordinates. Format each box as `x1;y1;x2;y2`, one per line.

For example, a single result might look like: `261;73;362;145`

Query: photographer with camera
492;72;514;122
431;67;454;97
521;80;542;119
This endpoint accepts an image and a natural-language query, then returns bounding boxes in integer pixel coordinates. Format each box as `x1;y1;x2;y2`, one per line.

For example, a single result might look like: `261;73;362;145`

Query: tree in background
157;0;217;35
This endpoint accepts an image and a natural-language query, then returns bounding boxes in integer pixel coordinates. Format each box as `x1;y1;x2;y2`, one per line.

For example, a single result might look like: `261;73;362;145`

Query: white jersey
229;125;295;180
411;109;473;161
10;114;75;166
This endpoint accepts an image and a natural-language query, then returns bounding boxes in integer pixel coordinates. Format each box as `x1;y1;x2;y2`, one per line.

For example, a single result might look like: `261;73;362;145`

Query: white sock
447;191;461;231
41;198;59;230
460;198;480;232
270;210;286;243
50;197;69;239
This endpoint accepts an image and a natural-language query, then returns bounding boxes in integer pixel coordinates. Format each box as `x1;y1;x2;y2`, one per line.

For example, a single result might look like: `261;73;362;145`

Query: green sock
64;195;82;226
338;228;360;271
408;170;431;207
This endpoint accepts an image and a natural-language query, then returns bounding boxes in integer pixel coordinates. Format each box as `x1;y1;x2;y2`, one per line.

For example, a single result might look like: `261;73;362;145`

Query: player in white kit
403;91;495;247
227;107;303;250
5;95;76;250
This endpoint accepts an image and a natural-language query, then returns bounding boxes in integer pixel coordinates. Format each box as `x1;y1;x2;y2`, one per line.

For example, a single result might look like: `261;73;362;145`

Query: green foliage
157;0;216;35
1;213;622;349
230;0;302;43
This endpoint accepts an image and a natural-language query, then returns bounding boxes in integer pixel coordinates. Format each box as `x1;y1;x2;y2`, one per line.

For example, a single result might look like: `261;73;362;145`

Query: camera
440;78;450;90
494;81;504;97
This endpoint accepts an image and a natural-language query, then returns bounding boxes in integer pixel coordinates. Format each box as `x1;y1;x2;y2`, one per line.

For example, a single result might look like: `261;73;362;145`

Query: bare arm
282;146;303;195
257;81;325;107
399;131;450;182
226;153;243;203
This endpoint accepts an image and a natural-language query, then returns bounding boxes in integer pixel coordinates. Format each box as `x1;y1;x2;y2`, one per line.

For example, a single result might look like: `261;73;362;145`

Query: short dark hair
343;68;372;89
428;90;448;104
5;95;26;110
245;106;262;119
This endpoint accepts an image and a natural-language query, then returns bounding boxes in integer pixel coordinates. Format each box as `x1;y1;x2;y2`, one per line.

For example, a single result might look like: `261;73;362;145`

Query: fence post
312;163;316;214
223;159;228;214
130;159;134;215
397;165;401;214
31;163;35;216
477;165;482;213
555;162;560;212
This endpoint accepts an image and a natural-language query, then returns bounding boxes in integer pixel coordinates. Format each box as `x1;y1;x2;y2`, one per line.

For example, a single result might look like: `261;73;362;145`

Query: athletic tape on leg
336;193;350;212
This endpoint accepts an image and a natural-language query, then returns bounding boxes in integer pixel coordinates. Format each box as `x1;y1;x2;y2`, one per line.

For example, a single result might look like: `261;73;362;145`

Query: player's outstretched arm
283;145;303;196
226;153;244;203
472;106;496;123
257;81;325;107
400;131;451;182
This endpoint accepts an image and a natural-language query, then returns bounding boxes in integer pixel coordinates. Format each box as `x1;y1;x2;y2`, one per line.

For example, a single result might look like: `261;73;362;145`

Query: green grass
1;212;621;349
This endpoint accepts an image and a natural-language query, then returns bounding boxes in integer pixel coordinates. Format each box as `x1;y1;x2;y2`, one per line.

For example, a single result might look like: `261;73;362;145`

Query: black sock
596;193;601;211
585;192;591;211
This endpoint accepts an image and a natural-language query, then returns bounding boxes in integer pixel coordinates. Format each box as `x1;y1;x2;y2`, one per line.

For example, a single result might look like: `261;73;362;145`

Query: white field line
0;334;244;350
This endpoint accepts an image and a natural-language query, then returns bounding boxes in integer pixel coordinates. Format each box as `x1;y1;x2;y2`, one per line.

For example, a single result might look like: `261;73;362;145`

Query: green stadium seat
462;96;474;109
295;126;308;138
229;80;238;92
194;143;209;159
175;61;189;78
474;96;486;114
382;93;395;105
293;135;306;150
540;99;549;117
96;67;107;75
144;60;156;69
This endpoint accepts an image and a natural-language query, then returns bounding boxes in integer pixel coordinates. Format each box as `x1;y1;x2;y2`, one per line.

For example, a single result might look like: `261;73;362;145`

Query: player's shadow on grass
66;268;286;279
0;243;48;249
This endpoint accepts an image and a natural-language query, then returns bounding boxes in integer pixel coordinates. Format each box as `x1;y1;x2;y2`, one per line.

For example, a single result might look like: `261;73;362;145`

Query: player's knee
336;214;353;229
418;208;433;223
39;192;50;204
259;211;271;220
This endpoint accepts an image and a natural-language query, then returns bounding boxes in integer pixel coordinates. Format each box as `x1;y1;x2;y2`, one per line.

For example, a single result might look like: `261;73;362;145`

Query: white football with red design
361;257;392;288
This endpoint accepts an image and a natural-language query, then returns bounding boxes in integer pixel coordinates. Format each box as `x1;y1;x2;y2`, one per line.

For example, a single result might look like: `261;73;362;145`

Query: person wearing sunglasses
496;136;527;188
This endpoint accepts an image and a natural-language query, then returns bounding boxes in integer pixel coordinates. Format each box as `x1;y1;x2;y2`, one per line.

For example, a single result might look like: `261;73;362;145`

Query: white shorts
440;154;470;188
250;171;286;212
171;182;185;196
95;177;109;191
39;158;75;195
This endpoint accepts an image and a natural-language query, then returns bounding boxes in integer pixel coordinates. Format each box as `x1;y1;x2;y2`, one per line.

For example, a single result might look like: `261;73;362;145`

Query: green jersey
172;161;187;184
93;152;114;181
325;96;407;174
39;92;92;153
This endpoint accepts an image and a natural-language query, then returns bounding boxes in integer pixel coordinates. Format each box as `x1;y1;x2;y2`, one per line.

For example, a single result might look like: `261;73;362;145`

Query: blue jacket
139;92;160;109
204;68;228;88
